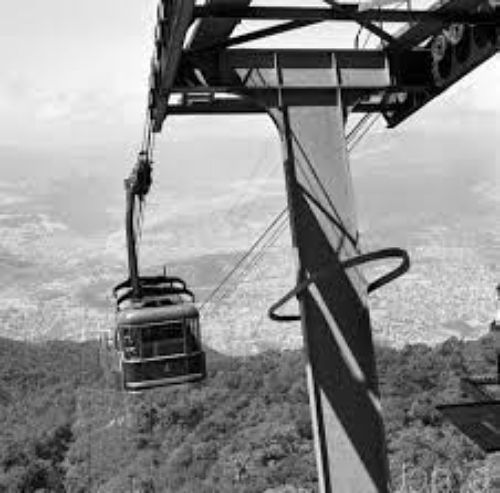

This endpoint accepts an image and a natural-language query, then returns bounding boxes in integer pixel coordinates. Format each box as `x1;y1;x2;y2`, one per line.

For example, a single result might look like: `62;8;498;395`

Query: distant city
0;113;498;354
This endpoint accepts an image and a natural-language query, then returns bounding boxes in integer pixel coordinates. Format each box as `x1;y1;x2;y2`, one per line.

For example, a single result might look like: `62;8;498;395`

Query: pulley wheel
431;34;448;62
444;24;464;45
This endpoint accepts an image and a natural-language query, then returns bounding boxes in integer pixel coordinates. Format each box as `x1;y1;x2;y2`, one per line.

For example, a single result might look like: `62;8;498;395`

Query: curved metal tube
268;247;410;322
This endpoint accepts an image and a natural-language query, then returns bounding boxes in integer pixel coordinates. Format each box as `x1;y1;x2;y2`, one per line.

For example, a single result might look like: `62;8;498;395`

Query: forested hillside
0;334;496;492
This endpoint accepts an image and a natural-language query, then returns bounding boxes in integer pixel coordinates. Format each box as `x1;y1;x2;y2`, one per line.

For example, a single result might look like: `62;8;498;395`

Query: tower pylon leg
251;55;391;492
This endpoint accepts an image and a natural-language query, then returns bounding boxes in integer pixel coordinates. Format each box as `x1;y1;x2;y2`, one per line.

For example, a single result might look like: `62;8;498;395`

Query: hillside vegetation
0;334;496;492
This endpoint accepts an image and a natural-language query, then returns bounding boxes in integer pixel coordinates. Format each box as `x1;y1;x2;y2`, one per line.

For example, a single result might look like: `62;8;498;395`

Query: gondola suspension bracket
112;96;206;392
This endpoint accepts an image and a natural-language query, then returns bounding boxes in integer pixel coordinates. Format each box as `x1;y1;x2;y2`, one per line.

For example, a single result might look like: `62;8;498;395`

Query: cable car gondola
113;275;206;391
113;151;206;392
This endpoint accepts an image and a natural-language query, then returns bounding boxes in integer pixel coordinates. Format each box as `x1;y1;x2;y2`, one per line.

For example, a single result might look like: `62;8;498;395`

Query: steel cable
200;108;379;316
199;207;289;311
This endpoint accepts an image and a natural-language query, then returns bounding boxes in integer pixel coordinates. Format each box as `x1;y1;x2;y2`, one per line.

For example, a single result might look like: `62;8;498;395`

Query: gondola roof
117;303;199;326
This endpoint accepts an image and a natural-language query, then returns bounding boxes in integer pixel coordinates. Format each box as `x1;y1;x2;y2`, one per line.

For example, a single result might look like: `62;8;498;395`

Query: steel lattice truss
147;0;499;130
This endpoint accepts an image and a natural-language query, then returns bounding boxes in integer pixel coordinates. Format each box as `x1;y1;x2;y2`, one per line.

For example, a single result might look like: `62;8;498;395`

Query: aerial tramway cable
347;114;380;153
347;112;373;144
199;207;289;311
200;111;380;315
203;209;290;311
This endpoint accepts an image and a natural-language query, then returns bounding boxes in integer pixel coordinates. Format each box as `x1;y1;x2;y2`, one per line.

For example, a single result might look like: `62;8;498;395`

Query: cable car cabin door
116;303;206;391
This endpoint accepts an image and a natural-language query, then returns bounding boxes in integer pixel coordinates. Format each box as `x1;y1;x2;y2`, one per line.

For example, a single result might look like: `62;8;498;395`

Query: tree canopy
0;334;495;492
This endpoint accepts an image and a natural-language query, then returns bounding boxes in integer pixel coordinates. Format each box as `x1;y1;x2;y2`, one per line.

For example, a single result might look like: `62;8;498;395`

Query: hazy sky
0;0;498;175
0;0;154;150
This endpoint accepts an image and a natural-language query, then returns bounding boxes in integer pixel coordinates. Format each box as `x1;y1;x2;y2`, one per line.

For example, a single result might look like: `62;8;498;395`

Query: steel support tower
146;1;499;491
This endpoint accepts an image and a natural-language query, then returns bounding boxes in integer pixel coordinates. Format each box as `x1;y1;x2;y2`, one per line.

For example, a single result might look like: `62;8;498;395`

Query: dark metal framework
148;0;499;131
192;4;499;23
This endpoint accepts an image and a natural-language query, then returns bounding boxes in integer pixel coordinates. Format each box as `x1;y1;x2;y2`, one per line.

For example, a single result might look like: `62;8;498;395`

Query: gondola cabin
114;276;206;391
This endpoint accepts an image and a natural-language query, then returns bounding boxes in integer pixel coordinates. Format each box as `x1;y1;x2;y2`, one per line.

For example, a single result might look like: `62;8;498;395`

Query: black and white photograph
0;1;498;491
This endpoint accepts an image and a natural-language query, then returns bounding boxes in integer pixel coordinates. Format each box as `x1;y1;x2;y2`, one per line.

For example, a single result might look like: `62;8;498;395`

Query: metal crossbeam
184;47;397;85
170;85;425;102
204;48;389;69
189;20;317;53
166;100;266;114
164;100;395;115
193;4;499;24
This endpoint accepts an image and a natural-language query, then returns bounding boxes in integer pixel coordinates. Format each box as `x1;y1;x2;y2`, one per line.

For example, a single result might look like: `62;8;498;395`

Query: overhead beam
164;100;398;115
182;47;395;94
170;85;425;95
171;86;341;107
169;85;427;107
193;4;499;24
156;48;435;123
189;20;318;53
204;48;389;70
166;100;266;114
